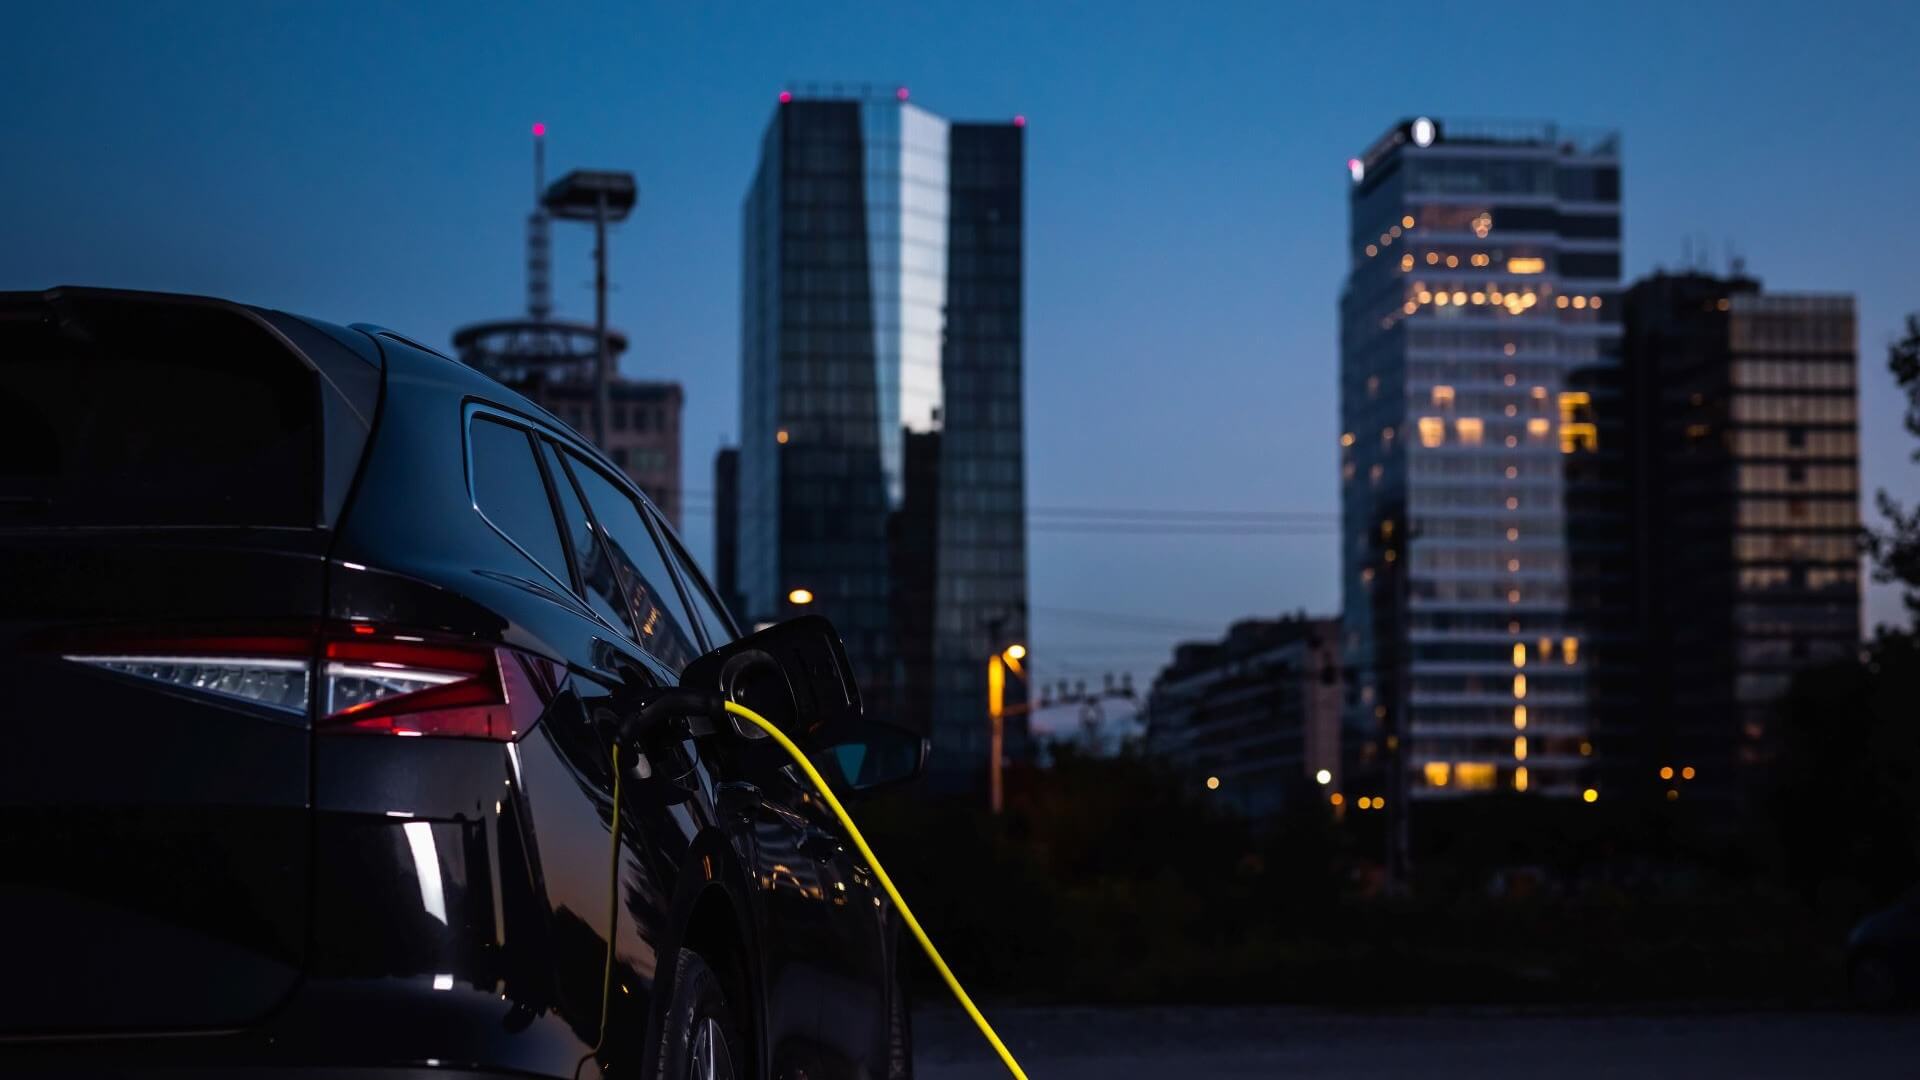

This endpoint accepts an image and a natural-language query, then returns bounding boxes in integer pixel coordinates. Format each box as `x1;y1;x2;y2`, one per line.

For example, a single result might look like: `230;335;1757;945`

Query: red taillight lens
62;628;557;741
319;639;547;740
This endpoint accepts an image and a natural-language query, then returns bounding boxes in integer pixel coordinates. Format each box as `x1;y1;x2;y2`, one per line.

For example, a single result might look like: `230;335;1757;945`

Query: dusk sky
5;0;1916;705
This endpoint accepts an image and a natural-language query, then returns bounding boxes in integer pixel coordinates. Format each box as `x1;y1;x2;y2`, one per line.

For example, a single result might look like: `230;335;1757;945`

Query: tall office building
1339;118;1622;802
738;88;1027;777
1622;272;1860;797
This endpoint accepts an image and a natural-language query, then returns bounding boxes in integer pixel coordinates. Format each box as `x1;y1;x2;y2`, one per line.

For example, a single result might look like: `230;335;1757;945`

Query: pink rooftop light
532;122;546;137
1013;114;1026;127
896;86;910;101
778;90;793;104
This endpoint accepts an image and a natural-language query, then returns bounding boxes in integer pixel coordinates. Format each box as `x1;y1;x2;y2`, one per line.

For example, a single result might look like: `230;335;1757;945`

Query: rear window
0;298;318;527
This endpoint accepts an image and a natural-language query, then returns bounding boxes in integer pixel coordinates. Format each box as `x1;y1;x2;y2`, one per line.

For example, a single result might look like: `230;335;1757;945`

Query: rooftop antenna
527;122;553;322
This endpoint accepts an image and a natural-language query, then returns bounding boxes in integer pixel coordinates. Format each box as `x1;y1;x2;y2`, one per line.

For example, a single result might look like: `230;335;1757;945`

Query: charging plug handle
617;687;725;747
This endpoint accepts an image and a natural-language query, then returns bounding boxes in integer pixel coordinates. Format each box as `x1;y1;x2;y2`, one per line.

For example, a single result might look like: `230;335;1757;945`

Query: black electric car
0;287;925;1080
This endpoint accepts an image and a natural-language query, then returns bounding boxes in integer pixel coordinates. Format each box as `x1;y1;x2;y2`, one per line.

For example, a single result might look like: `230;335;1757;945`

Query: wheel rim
690;1015;737;1080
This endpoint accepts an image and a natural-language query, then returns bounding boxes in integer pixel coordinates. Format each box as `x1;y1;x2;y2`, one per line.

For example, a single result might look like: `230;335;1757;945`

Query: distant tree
1866;314;1920;628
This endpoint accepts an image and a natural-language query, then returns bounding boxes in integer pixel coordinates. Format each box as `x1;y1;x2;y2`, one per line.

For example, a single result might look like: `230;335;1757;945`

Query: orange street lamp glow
787;588;814;605
1205;776;1221;791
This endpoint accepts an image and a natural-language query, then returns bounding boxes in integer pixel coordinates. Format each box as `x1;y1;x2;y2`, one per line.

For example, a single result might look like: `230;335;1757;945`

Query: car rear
0;289;378;1037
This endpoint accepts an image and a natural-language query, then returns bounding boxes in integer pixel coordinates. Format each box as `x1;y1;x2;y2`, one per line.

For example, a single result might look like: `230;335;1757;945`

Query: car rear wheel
654;948;745;1080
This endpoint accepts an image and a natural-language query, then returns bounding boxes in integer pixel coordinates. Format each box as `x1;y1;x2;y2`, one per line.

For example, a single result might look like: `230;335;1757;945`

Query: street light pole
593;191;610;447
988;652;1006;814
541;169;636;451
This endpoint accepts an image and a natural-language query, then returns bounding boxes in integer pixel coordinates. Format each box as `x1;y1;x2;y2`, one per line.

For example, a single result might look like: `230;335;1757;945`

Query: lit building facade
1621;272;1860;798
1144;616;1343;818
737;89;1027;777
1339;118;1622;802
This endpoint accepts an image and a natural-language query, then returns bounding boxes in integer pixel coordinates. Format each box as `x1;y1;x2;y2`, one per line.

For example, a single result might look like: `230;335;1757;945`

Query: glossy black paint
0;289;907;1080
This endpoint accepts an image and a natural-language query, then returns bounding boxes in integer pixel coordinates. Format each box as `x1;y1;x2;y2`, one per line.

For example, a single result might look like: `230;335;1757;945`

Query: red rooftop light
778;90;793;104
532;122;546;137
1014;115;1026;127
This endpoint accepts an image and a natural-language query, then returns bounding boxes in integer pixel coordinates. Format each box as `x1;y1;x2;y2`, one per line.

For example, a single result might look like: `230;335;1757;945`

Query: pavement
913;1005;1920;1078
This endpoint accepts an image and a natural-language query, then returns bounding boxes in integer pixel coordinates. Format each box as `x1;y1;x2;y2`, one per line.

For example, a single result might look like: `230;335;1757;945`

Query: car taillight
319;639;550;740
63;629;557;741
65;654;312;713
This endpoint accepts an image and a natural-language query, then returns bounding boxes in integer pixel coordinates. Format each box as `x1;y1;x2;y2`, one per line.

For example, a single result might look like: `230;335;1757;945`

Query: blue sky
4;0;1916;696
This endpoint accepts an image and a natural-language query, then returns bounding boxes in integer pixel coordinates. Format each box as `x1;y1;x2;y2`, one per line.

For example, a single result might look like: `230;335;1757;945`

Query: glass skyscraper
1339;118;1622;803
737;89;1027;778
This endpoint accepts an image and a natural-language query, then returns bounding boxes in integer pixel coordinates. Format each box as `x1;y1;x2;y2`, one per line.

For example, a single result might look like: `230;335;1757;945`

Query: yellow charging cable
723;700;1030;1080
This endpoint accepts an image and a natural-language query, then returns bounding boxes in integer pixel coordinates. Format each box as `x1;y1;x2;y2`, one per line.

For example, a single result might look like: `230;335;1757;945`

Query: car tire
653;948;746;1080
887;964;914;1080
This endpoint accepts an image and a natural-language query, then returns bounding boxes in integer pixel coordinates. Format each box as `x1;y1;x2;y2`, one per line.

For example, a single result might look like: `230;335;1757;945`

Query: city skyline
5;1;1917;698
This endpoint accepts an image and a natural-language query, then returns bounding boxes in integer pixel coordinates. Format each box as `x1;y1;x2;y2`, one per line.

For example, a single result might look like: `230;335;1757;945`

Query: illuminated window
1435;291;1451;307
1456;417;1484;445
1527;418;1552;439
1451;291;1468;305
1562;636;1579;664
1513;705;1527;730
1506;527;1519;541
1559;391;1597;453
1572;295;1587;309
1512;643;1527;667
1365;244;1378;256
1340;432;1355;447
1423;761;1452;787
1417;417;1445;447
1513;765;1529;792
1513;736;1528;761
1507;257;1545;274
1402;215;1415;228
1426;252;1439;265
1455;762;1497;791
1472;292;1487;305
1555;295;1570;308
1472;212;1492;238
1513;674;1527;699
1400;253;1414;271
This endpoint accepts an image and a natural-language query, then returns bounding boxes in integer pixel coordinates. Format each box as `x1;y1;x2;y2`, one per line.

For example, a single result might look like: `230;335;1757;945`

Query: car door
541;443;746;1035
649;516;892;1076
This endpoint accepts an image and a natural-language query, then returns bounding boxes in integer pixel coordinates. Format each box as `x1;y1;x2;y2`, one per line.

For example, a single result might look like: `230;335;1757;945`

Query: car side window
468;416;570;586
561;450;701;672
537;438;638;638
657;517;737;648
